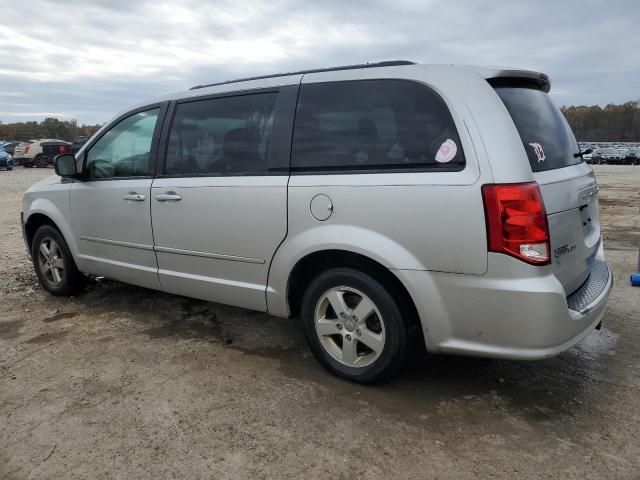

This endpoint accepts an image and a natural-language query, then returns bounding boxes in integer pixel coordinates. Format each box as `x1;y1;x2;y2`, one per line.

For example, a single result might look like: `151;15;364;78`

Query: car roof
128;61;548;110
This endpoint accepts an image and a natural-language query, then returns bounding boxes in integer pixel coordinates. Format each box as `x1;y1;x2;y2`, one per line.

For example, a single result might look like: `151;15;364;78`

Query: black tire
300;267;413;384
32;225;85;296
34;154;47;168
6;167;12;171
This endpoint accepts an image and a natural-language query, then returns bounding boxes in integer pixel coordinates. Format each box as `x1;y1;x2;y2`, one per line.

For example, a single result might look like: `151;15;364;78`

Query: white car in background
13;139;72;168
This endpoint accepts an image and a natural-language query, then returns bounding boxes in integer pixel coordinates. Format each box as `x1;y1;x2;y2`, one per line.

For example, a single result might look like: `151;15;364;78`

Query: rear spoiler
462;66;551;93
487;74;551;93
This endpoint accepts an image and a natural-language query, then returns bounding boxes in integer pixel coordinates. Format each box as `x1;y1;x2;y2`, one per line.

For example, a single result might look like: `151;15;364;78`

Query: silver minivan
22;61;612;383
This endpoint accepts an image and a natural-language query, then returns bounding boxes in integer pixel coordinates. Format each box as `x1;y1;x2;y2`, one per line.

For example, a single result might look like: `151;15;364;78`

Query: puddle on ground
24;331;69;344
64;277;624;438
43;312;79;323
0;320;24;339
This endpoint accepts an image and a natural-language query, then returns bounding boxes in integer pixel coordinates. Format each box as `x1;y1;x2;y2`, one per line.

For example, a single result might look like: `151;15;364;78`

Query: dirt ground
1;166;639;479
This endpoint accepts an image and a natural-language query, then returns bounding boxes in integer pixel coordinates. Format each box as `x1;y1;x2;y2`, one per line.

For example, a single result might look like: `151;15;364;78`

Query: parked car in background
11;141;33;164
580;147;596;162
0;148;13;170
1;141;21;156
71;136;89;154
627;148;640;165
13;139;72;168
592;147;626;165
22;61;612;383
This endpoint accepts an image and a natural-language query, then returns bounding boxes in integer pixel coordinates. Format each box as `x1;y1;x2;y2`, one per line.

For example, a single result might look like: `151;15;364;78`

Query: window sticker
528;142;546;163
435;138;457;163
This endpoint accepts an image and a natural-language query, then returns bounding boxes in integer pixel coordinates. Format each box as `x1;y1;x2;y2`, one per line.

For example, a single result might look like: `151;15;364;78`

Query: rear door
150;87;297;311
494;85;600;295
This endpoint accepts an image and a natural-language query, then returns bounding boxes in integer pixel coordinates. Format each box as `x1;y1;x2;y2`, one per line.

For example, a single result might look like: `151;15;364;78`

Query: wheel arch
283;249;424;347
24;204;79;259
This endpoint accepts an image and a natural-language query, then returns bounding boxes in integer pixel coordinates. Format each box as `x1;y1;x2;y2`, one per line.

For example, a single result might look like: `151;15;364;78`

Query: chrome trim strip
158;268;265;290
80;236;265;264
79;236;154;251
154;245;265;264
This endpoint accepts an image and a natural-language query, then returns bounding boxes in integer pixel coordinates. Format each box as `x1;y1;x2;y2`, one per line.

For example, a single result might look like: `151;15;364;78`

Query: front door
151;89;294;311
70;106;164;289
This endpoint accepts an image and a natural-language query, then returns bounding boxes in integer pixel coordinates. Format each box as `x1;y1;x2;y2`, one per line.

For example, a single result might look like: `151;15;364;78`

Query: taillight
481;182;550;265
59;146;65;154
24;146;30;154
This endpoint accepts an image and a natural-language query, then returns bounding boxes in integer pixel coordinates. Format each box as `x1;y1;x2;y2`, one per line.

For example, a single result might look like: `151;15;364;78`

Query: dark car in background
71;136;89;154
625;147;640;165
0;148;13;170
1;141;21;156
592;148;626;165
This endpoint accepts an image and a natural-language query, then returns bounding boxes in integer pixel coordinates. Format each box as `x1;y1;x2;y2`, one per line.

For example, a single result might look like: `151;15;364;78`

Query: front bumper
0;158;12;168
397;253;613;360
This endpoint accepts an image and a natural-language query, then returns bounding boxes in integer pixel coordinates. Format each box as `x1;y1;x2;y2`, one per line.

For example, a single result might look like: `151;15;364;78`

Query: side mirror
54;154;78;178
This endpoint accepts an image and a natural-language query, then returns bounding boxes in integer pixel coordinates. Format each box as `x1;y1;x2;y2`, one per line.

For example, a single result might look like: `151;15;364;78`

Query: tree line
1;101;640;144
561;101;640;142
0;117;102;143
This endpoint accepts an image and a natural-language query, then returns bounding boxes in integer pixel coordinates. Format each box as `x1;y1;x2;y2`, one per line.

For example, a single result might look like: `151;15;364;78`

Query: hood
26;175;64;193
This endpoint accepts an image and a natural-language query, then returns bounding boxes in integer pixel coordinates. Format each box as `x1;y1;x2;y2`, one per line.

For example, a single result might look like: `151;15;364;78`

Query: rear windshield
494;87;581;172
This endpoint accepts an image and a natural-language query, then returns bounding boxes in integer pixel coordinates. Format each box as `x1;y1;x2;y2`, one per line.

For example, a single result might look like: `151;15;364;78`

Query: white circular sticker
435;138;457;163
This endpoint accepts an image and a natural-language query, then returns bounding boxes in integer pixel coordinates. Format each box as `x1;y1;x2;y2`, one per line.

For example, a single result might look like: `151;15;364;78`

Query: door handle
155;192;182;202
123;192;146;201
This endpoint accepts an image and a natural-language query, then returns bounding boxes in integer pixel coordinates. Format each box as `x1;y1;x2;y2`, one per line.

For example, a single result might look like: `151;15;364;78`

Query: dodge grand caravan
22;61;612;383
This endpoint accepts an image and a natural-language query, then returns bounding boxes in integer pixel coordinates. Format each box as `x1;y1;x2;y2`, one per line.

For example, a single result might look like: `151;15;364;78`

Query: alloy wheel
314;286;385;368
37;237;65;287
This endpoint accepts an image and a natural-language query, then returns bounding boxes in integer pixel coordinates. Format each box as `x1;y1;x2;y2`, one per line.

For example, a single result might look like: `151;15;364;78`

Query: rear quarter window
292;79;465;173
494;86;581;172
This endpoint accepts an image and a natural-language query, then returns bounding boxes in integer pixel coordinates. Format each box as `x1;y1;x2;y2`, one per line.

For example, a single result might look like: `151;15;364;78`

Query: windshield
494;87;582;172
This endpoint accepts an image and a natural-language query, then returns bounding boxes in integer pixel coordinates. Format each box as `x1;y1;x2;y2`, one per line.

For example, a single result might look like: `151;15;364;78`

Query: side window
86;109;159;179
164;93;277;176
292;80;465;172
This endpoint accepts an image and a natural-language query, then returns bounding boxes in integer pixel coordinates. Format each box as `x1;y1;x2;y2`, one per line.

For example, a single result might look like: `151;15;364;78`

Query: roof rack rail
189;60;416;90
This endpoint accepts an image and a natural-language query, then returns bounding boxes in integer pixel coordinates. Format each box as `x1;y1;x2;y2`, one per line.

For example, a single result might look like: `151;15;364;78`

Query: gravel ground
1;165;639;479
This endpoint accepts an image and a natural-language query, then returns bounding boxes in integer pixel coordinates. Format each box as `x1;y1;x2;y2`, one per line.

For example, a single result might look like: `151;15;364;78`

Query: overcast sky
1;0;638;124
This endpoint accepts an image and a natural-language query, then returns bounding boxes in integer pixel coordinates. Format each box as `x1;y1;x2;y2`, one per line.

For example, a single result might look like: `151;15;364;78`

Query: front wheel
300;267;413;384
32;225;85;296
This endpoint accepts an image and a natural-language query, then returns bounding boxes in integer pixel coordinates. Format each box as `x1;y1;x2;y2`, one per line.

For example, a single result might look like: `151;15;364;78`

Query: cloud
0;0;638;123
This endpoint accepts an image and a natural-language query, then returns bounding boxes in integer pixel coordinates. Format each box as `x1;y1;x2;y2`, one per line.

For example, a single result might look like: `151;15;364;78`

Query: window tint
494;87;581;172
165;93;277;176
292;80;464;172
86;109;159;179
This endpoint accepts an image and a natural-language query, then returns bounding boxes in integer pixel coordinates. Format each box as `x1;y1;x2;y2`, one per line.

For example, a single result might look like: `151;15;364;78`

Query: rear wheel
6;167;12;171
34;154;47;168
300;267;412;384
32;225;85;296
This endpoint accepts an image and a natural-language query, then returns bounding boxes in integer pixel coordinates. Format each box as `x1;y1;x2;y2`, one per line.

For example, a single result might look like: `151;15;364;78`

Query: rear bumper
397;252;613;360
